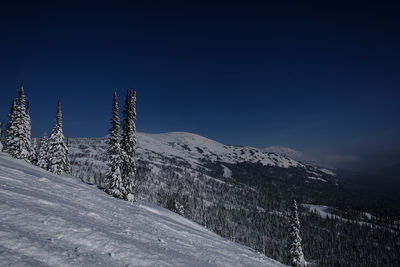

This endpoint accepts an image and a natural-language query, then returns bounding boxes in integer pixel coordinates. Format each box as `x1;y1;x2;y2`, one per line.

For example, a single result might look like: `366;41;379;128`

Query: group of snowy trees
1;85;137;201
2;85;70;175
106;89;137;202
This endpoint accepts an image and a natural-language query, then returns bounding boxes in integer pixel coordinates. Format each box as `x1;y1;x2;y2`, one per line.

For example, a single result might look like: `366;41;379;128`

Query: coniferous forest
67;139;400;267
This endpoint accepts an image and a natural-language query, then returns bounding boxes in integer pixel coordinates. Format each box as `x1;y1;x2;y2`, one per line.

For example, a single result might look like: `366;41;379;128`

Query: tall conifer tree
106;91;124;198
121;88;137;201
6;85;32;161
37;132;49;170
48;101;69;175
288;200;307;267
5;99;16;153
65;137;71;174
25;101;35;162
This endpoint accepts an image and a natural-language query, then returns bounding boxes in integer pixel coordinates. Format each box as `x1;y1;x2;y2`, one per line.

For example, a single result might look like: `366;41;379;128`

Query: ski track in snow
0;152;285;267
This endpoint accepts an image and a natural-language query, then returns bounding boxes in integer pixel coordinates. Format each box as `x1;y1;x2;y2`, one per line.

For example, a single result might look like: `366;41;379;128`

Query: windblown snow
0;152;285;267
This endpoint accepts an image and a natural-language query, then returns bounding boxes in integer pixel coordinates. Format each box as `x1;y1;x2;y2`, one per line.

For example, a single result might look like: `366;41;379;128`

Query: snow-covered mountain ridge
69;131;336;185
138;132;302;168
263;146;305;162
0;152;285;266
263;145;336;173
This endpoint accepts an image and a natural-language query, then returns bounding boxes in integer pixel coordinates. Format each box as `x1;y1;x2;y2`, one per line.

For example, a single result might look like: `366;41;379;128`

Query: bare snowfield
0;152;285;267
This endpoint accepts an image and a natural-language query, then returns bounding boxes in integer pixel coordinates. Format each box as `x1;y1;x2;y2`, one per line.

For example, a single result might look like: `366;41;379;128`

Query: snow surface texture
0;152;285;267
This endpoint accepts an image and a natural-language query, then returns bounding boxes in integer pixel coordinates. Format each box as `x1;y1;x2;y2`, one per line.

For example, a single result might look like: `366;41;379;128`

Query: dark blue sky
1;1;399;168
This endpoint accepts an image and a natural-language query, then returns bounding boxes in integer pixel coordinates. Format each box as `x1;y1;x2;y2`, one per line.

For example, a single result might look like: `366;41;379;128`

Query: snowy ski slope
0;152;285;267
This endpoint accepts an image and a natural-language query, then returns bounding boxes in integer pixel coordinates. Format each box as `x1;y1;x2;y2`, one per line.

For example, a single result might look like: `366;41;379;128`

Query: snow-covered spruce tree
65;137;71;174
287;200;307;267
120;88;137;201
106;91;124;198
48;101;69;175
5;99;16;153
25;102;35;163
6;85;32;161
36;132;49;170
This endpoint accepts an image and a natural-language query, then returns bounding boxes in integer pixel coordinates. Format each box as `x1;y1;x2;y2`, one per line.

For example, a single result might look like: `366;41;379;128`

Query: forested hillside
68;132;400;266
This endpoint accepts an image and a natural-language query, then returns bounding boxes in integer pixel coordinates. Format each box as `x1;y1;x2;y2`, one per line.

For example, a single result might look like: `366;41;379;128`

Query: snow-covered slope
69;132;337;185
69;132;332;176
0;152;285;266
263;146;304;162
67;132;307;171
263;146;336;174
137;132;304;168
303;204;400;231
